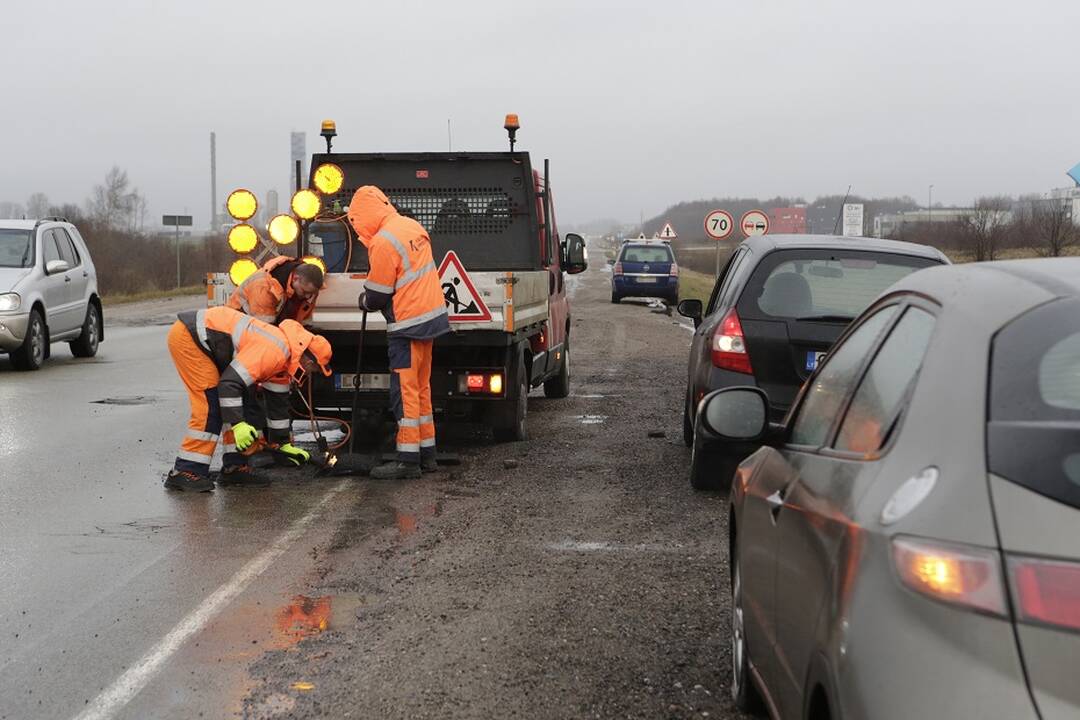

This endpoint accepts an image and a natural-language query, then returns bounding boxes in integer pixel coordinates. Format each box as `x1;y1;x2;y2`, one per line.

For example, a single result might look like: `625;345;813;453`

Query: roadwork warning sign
438;251;492;322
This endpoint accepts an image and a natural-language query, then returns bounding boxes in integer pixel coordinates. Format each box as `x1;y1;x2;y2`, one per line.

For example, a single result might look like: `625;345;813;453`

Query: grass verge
678;268;716;305
102;285;205;306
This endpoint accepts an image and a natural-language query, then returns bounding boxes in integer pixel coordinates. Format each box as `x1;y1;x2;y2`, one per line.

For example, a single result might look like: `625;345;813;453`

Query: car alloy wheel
29;314;45;366
731;559;747;700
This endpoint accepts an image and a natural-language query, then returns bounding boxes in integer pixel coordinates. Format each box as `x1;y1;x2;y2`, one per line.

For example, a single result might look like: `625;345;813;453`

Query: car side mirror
563;233;588;275
698;387;770;442
677;298;703;326
46;259;70;275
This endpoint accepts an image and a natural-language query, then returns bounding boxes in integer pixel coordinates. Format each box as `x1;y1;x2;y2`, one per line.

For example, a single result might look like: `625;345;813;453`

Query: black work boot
164;469;215;493
421;455;439;473
217;464;271;487
370;461;421;480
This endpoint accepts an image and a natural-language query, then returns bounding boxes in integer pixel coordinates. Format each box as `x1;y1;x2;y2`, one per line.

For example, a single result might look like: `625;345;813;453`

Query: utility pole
210;132;218;231
928;184;934;225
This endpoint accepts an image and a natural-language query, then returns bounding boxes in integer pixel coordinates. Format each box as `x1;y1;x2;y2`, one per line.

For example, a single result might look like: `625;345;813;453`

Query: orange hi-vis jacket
227;256;316;325
347;186;450;340
177;306;295;442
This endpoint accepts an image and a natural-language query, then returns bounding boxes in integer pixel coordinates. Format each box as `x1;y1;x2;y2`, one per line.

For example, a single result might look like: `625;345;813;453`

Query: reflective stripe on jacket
348;186;451;340
226;256;315;325
177;306;294;441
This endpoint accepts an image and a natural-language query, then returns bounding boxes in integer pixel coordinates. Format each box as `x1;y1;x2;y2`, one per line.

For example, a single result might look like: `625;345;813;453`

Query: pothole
91;395;159;405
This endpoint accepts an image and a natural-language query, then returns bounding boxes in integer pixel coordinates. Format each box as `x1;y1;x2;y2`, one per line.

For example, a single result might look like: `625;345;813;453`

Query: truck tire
70;302;101;358
543;343;570;399
493;351;528;442
11;308;46;371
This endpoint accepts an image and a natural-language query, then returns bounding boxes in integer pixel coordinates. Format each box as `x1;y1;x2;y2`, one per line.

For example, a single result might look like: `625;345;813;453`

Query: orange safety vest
348;186;450;340
227;256;316;325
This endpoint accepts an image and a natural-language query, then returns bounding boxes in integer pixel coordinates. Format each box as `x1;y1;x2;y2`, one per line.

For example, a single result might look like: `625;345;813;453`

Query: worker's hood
346;186;397;248
279;319;333;377
0;267;31;294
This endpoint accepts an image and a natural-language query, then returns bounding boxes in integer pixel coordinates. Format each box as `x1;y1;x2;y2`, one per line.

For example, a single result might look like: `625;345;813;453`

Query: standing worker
227;255;324;324
348;185;450;479
165;305;333;491
226;256;325;453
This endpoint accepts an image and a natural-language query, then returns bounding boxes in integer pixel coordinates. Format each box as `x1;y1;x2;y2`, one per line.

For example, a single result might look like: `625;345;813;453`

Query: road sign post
704;209;734;276
162;214;194;289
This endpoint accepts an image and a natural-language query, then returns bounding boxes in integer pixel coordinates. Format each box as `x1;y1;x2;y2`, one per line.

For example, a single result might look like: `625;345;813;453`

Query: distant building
289;132;307;192
872;208;988;238
1047;186;1080;226
769;206;807;234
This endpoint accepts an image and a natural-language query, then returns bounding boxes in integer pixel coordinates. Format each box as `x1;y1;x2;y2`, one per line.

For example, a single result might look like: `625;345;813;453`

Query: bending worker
348;185;450;480
165;305;333;492
226;256;325;454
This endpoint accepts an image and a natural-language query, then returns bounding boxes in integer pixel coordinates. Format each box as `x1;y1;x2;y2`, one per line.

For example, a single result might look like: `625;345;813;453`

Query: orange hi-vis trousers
167;321;243;476
388;337;435;464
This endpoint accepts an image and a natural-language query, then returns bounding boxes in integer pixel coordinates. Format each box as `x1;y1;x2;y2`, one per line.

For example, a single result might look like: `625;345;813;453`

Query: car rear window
741;250;939;320
620;245;672;263
0;229;33;268
989;297;1080;509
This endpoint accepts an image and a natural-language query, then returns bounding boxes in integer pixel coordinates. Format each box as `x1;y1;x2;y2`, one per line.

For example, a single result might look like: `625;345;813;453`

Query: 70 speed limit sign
704;210;734;241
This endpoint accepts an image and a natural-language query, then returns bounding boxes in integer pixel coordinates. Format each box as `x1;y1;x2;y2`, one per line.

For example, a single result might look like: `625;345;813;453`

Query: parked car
701;258;1080;720
0;218;103;370
610;239;679;304
678;234;947;489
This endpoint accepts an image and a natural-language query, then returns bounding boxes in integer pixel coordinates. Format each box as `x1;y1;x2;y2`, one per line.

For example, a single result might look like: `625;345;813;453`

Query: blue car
611;241;679;304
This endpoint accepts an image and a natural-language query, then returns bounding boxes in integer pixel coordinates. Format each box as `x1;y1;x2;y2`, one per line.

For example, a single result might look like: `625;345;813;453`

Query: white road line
73;480;351;720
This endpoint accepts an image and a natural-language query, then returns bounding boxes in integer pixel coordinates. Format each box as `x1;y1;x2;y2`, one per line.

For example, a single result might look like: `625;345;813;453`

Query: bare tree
960;196;1012;262
26;193;50;219
0;201;27;219
1030;198;1077;258
86;166;144;231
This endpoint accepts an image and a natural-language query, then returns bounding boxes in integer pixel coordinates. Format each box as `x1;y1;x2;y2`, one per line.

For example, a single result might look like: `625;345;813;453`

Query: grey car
700;258;1080;719
0;218;103;370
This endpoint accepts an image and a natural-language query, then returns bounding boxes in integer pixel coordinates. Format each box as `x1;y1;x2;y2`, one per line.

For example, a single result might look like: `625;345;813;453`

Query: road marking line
72;480;351;720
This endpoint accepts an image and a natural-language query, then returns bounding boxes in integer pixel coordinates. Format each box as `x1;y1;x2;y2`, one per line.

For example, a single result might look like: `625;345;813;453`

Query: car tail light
711;309;753;374
1008;556;1080;631
669;264;679;277
892;536;1007;616
613;262;623;275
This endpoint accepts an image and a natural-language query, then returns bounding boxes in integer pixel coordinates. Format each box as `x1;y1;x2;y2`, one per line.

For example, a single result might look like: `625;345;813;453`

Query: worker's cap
280;320;333;377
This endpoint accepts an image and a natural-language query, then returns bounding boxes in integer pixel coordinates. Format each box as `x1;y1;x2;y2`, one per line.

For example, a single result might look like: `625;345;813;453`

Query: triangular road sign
659;222;678;239
437;251;492;322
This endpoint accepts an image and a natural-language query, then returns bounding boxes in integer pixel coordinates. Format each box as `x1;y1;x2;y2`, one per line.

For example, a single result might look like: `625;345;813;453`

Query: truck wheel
543;343;570;399
70;302;101;358
11;308;46;371
493;355;528;442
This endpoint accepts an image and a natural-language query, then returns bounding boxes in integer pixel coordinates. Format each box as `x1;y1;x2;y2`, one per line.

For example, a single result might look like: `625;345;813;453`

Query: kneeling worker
348;185;450;479
165;305;333;491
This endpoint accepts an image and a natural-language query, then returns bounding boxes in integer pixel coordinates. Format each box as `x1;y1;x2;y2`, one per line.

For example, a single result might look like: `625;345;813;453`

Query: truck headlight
0;293;20;312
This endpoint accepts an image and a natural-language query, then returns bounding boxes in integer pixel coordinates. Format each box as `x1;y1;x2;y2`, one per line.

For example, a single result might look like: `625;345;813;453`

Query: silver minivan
0;218;103;370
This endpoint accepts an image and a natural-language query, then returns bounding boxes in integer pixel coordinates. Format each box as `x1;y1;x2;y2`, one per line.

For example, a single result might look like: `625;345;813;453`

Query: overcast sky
3;0;1079;229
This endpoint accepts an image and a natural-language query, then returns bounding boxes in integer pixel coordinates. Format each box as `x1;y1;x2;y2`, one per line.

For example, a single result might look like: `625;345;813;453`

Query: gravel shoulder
240;268;750;719
103;293;206;327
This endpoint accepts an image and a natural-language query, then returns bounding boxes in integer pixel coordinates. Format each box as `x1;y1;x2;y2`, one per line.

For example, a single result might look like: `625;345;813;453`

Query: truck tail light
669;264;679;277
464;373;504;395
892;536;1007;617
466;374;485;391
1008;556;1080;631
613;262;623;275
711;309;752;374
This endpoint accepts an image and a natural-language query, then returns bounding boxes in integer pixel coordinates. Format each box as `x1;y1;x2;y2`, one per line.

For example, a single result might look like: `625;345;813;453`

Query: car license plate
636;276;657;284
335;373;390;390
806;351;827;372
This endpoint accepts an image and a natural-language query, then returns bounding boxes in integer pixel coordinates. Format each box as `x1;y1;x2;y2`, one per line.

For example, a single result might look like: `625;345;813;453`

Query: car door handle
82;271;89;278
64;276;71;282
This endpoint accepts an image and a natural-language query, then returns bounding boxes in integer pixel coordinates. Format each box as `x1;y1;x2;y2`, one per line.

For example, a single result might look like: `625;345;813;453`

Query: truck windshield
0;229;33;268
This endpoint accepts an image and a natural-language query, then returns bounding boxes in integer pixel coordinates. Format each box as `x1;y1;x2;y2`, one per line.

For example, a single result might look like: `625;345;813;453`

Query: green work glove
232;421;259;451
278;443;311;466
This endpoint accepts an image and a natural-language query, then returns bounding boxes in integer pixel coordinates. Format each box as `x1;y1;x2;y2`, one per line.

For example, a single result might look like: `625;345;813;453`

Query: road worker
226;256;324;454
164;305;333;492
348;185;450;479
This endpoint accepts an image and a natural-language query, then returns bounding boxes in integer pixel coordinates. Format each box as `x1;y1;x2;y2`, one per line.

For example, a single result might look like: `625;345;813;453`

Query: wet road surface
1;271;748;719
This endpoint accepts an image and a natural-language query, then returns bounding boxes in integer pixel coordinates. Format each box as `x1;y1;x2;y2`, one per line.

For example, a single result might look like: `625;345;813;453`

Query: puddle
90;395;159;405
572;414;608;425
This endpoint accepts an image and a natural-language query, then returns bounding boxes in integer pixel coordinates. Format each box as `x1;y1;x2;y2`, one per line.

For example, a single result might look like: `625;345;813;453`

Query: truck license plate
806;351;827;372
335;373;391;390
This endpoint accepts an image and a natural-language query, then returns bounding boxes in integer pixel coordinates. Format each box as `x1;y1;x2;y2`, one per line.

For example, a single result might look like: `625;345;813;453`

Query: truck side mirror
563;233;588;275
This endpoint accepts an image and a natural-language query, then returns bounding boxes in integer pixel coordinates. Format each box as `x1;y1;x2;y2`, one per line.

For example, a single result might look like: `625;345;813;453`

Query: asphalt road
0;269;747;720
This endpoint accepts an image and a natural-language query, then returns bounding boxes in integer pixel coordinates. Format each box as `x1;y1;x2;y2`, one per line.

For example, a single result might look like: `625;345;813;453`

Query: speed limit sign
704;209;734;241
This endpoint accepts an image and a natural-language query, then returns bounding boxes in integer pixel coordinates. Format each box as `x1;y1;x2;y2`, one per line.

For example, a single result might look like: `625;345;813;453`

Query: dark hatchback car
678;234;948;489
611;240;679;304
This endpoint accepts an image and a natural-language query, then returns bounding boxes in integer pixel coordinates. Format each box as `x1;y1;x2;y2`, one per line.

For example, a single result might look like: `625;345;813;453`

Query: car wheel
682;389;694;448
610;290;620;304
689;428;722;490
731;546;766;714
543;343;570;399
493;357;528;442
69;302;101;358
11;308;46;371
